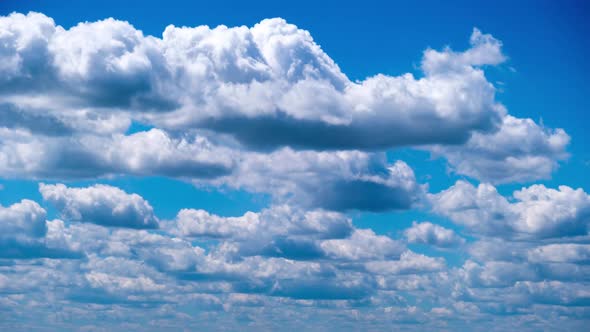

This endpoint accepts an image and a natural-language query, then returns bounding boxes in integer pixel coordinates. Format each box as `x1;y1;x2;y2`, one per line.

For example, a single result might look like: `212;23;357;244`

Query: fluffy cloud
0;199;46;238
39;183;159;228
0;127;422;212
421;28;506;75
1;190;588;330
430;180;590;239
0;128;232;179
0;12;508;152
174;205;406;261
320;229;404;261
205;149;423;211
0;11;586;331
0;200;79;258
159;22;506;151
429;115;570;183
176;205;352;241
404;221;465;248
527;244;590;264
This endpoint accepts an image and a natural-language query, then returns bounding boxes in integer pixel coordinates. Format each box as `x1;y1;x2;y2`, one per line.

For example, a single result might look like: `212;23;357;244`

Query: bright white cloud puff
39;183;159;228
431;180;590;239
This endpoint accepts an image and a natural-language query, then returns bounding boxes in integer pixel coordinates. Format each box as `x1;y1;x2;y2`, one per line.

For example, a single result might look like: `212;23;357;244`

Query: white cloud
176;205;352;241
528;244;590;264
320;229;404;261
429;115;570;183
404;221;465;248
0;199;46;238
421;28;506;75
0;11;586;330
430;180;590;239
39;183;159;228
0;128;232;179
0;199;80;259
205;148;423;211
0;12;510;151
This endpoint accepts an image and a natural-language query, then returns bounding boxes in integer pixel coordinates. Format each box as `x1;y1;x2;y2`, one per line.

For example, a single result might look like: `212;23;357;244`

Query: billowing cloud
204;149;423;211
320;229;404;261
429;115;570;183
404;221;465;248
430;180;590;239
0;10;586;331
527;244;590;264
175;205;352;241
0;200;78;258
0;128;232;179
0;199;46;238
0;12;508;152
1;189;588;330
39;183;159;228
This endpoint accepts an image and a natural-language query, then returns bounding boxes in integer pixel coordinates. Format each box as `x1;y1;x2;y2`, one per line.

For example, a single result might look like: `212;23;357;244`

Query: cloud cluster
0;11;584;331
429;115;570;183
425;181;590;325
430;180;590;239
0;11;570;210
1;181;588;330
0;199;78;259
0;13;507;151
204;149;424;211
0;184;453;329
0;128;233;179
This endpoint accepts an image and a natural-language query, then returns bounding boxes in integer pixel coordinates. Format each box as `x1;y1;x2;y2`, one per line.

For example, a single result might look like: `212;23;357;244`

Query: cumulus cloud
320;229;404;261
0;11;586;331
204;149;423;211
421;28;506;75
0;199;79;258
0;127;422;212
40;183;159;228
0;199;46;238
429;115;570;183
527;244;590;264
430;180;590;239
1;191;588;330
174;205;407;262
365;251;446;275
0;12;509;152
176;205;352;241
404;221;465;248
0;128;232;179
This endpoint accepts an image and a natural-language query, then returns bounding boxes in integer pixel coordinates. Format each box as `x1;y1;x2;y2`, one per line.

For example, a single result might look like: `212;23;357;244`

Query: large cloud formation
0;11;585;332
0;11;569;189
0;12;506;150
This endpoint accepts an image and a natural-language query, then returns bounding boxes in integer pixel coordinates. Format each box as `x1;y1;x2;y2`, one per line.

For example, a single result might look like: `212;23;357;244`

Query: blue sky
0;0;589;330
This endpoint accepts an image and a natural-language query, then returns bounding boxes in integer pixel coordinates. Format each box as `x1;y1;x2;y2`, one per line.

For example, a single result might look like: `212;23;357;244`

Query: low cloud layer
0;182;588;330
